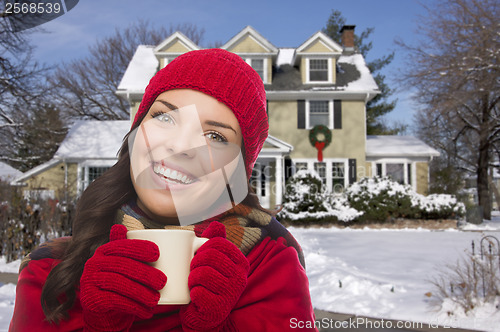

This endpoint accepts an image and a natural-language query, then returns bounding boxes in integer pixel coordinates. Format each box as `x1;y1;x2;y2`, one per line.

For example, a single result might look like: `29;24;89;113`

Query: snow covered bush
346;177;465;222
278;174;464;225
278;170;362;224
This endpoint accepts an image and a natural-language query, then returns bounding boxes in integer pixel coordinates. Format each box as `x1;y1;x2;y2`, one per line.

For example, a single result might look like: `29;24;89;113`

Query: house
13;26;439;208
0;162;22;181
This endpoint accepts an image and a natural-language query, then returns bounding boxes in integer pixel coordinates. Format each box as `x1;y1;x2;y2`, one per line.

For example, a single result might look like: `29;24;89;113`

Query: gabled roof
54;120;130;160
366;136;440;158
296;31;343;54
0;161;22;180
221;26;278;54
117;45;158;93
11;158;61;185
261;135;294;154
154;31;200;53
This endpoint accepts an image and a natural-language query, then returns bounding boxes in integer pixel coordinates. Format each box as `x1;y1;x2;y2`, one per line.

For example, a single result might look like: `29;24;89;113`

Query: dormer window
250;59;264;80
242;58;267;83
306;58;332;83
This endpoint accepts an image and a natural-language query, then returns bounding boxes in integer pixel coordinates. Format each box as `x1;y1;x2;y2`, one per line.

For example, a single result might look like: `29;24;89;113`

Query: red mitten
180;222;250;331
80;224;167;331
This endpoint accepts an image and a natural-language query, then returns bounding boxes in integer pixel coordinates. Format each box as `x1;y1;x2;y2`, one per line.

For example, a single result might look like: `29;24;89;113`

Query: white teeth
153;164;194;184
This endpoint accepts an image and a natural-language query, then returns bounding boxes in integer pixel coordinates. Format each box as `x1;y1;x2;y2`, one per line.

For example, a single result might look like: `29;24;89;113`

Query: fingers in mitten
99;238;160;262
98;256;167;290
201;221;226;239
194;239;249;273
96;272;161;308
190;249;243;278
188;265;246;294
109;224;128;241
89;290;157;320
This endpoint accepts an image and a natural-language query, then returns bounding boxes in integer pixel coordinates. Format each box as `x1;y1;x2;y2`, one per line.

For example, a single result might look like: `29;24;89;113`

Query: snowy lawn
0;214;499;331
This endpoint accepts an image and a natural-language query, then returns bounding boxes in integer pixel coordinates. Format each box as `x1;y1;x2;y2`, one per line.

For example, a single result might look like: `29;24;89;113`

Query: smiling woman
9;48;317;331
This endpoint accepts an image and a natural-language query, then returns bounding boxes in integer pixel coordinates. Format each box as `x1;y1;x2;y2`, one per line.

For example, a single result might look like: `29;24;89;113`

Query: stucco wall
23;162;79;199
268;100;365;165
416;162;429;195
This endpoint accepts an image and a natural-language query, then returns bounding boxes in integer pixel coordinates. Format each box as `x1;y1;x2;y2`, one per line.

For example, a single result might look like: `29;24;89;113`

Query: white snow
337;54;379;91
117;45;158;92
0;162;22;181
54;120;130;159
0;214;499;330
366;135;440;158
276;48;296;66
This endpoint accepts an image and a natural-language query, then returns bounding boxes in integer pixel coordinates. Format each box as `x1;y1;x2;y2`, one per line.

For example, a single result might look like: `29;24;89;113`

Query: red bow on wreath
309;125;332;162
315;141;325;162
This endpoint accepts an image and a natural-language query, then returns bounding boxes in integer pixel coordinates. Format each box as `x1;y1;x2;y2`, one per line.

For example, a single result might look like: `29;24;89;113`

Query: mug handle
192;236;209;253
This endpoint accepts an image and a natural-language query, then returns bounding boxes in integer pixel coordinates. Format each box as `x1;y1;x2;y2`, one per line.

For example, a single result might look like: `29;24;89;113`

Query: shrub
278;170;362;224
346;177;465;222
428;239;500;314
0;181;74;262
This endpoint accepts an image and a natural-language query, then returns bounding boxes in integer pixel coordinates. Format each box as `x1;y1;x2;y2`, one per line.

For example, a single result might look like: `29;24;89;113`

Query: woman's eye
152;112;174;124
205;131;227;144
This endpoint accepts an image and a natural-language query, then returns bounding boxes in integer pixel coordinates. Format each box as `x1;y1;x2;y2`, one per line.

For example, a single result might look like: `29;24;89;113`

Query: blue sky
26;0;432;128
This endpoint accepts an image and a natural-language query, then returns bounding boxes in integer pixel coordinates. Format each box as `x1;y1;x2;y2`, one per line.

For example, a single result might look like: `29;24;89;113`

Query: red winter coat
9;236;317;331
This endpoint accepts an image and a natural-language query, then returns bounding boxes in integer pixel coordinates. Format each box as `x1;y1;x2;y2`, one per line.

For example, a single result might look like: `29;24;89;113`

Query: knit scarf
19;201;305;272
117;200;305;268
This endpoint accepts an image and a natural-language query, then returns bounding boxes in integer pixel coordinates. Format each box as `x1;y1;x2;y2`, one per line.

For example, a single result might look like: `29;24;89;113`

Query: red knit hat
133;48;268;178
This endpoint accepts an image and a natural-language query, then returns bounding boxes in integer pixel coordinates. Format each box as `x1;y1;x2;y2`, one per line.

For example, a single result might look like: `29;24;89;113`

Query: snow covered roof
10;158;61;185
276;48;296;67
366;136;440;158
0;162;22;180
54;120;130;160
337;54;378;91
117;45;158;92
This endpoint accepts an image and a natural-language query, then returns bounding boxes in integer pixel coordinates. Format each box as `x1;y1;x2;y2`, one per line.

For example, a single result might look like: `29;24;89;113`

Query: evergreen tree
323;10;401;135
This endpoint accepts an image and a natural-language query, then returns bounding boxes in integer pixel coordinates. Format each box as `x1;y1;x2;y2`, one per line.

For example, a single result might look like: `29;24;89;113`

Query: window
88;167;110;183
295;162;308;172
250;59;264;81
79;164;113;195
242;57;267;83
294;159;348;193
309;101;330;127
314;162;327;187
331;162;345;191
309;59;329;82
386;163;405;184
373;161;414;187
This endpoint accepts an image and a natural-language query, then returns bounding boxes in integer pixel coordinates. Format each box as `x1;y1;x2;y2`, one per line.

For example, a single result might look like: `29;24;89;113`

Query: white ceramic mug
127;229;208;304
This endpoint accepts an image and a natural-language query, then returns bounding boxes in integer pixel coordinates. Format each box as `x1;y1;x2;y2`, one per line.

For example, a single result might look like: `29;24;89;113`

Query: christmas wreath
309;125;331;162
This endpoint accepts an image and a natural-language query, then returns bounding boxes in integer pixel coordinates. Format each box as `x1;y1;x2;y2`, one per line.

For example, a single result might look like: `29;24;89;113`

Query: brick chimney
340;25;356;50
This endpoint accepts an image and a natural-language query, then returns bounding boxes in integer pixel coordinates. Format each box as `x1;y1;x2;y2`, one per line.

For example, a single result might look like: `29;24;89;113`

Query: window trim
371;159;416;191
77;160;116;196
243;57;268;83
305;99;333;129
293;158;349;193
305;57;332;84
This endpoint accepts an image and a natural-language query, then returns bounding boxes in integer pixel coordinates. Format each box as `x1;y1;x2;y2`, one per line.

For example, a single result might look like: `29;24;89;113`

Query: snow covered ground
0;213;499;331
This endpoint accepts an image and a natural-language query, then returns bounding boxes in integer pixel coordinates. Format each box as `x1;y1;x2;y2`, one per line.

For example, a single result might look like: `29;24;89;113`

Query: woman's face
129;89;244;225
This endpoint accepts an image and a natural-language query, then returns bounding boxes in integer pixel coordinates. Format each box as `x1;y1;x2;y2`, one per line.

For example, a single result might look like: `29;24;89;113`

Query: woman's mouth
152;162;197;185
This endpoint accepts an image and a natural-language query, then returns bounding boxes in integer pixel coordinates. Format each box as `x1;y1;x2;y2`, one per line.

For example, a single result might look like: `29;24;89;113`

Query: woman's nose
163;126;205;158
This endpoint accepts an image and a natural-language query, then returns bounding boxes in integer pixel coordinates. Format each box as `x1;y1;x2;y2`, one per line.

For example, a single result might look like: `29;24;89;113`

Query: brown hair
40;116;274;323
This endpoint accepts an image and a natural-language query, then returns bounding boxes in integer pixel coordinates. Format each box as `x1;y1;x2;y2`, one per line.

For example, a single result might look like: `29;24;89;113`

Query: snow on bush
278;170;362;223
347;177;465;222
279;173;465;224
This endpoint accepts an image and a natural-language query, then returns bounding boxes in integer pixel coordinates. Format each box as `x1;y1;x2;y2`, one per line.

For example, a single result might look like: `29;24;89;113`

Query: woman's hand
180;222;250;331
80;224;167;331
